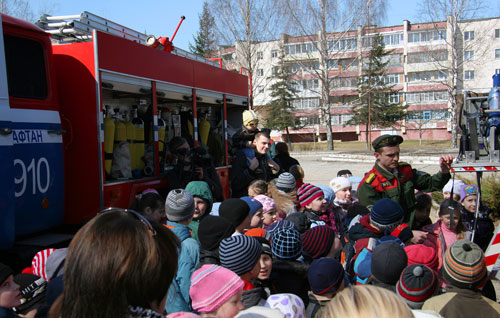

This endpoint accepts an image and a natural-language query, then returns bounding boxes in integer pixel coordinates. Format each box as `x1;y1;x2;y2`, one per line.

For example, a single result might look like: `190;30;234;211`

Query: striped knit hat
219;235;262;275
32;248;56;280
271;227;303;260
275;172;296;193
302;225;336;259
297;183;324;207
165;189;195;222
396;265;438;309
443;240;487;289
190;265;244;313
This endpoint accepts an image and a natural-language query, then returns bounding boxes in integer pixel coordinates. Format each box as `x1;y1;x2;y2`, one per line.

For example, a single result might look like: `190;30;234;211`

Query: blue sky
29;0;500;51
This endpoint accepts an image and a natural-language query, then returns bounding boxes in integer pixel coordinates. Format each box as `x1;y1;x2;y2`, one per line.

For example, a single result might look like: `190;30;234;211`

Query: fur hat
396;265;438;309
443;240;487;289
297;183;323;207
369;198;404;231
165;189;195;222
190;265;244;313
219;198;250;228
271;227;303;260
308;258;345;295
219;235;262;275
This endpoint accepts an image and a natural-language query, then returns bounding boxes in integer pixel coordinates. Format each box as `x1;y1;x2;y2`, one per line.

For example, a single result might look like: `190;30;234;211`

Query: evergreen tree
266;48;301;147
347;33;407;150
189;1;217;57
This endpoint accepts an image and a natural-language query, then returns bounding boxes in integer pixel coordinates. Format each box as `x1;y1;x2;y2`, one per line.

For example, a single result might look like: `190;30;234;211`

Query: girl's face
193;197;208;219
306;195;326;212
335;187;352;201
248;187;259;198
250;208;263;228
462;195;477;213
145;205;165;224
258;254;273;280
215;289;244;318
440;212;461;230
0;275;21;308
261;209;276;226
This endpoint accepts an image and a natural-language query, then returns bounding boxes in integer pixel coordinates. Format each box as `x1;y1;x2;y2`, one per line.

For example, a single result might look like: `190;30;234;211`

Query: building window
292;98;320;110
464;50;474;60
257;69;264;76
496;49;500;59
495;29;499;38
464;70;474;80
272;66;279;75
271;50;278;58
408;30;445;43
257;51;263;60
408;50;447;63
464;31;474;41
383;33;403;46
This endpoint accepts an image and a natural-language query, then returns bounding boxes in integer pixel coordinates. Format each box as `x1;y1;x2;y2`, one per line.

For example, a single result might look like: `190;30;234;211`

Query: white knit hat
442;179;465;195
242;110;258;126
329;177;351;193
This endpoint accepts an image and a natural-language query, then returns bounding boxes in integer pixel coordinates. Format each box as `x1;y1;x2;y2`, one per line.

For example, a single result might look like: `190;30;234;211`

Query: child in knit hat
165;189;200;313
190;265;245;318
422;240;500;317
396;264;438;309
232;110;260;158
306;258;346;318
297;183;327;229
301;226;341;263
240;196;264;229
370;241;408;292
442;179;465;202
270;227;310;306
265;294;306;318
219;235;265;308
459;184;494;251
186;181;214;242
0;262;21;310
219;198;251;235
12;273;47;317
198;216;235;267
329;177;358;237
254;195;277;229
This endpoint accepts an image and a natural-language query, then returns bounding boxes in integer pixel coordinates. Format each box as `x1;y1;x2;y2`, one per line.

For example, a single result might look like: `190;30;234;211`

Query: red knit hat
404;244;439;272
302;225;336;259
297;183;324;207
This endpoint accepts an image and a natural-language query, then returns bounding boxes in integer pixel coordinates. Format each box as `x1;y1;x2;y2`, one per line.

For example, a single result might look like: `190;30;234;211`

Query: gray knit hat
275;173;296;193
219;235;262;275
165;189;195;222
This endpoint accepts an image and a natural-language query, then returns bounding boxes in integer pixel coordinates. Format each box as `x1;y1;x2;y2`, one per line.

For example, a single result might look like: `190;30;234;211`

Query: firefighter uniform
357;135;450;227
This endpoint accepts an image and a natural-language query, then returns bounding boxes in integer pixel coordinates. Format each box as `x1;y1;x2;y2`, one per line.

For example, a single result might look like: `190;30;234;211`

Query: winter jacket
423;220;460;273
230;149;276;198
242;286;266;309
345;215;383;275
303;209;327;228
273;153;299;173
460;205;494;251
186;181;214;242
270;258;310;306
422;286;500;318
306;293;331;318
165;222;200;314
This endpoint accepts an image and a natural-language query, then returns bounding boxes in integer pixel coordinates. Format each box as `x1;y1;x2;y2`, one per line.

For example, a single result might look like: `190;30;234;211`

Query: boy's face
462;195;477;213
0;275;21;308
305;195;326;212
193;197;208;219
253;135;270;155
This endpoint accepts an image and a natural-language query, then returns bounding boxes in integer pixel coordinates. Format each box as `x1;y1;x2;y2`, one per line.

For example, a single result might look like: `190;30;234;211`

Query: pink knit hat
254;195;277;214
190;264;244;313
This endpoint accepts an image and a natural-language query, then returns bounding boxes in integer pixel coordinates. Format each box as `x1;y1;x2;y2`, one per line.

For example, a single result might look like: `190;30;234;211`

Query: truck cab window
4;34;47;99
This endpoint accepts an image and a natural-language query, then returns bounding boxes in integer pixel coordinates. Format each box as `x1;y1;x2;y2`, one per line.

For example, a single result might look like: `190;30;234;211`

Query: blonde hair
325;285;413;318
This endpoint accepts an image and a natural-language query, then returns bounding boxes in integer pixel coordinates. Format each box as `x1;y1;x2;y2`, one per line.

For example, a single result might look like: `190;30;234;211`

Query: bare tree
209;0;281;107
417;0;489;148
277;0;386;150
1;0;34;21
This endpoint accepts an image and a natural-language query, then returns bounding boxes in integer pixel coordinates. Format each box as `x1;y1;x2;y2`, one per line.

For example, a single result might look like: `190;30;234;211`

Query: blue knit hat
240;196;263;216
271;227;303;260
308;258;345;295
219;235;262;275
370;198;404;231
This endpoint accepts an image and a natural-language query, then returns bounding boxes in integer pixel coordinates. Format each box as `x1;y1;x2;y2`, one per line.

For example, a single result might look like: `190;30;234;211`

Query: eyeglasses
246;121;258;127
99;207;157;236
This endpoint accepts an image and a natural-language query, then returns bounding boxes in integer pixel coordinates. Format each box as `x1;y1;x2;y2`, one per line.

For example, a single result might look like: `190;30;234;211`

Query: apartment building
215;16;500;143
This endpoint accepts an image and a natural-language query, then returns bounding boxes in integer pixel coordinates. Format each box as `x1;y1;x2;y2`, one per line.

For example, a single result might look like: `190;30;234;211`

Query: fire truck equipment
103;106;115;175
199;117;210;146
113;108;127;152
132;106;145;172
125;111;136;171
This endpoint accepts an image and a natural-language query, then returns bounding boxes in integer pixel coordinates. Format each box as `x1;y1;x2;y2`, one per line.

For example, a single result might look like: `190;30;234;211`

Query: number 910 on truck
0;12;249;250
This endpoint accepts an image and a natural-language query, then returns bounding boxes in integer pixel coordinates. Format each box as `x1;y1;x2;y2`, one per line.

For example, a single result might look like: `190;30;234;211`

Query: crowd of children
0;111;499;318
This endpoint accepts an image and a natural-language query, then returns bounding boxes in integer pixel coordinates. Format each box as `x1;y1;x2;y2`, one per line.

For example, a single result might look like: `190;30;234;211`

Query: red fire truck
0;12;249;250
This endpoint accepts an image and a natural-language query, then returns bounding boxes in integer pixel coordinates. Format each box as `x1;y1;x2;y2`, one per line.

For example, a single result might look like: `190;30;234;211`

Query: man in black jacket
230;132;280;198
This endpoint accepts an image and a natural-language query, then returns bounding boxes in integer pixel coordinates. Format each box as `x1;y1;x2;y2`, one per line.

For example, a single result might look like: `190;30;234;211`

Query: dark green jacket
357;162;450;226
